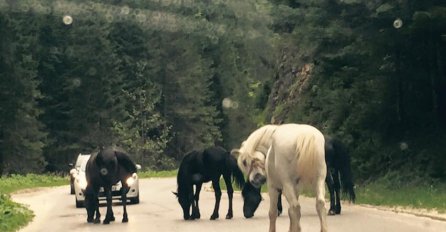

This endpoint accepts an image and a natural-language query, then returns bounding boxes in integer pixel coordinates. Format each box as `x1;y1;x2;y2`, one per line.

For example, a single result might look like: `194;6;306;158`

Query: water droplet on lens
393;18;403;29
72;78;81;87
63;15;73;25
105;13;114;22
88;68;97;76
136;13;146;23
121;6;130;15
222;98;232;109
399;142;408;151
231;101;239;109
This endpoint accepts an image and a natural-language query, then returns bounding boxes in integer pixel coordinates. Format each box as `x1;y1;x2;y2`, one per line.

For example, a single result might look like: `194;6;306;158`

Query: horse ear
230;149;240;157
172;191;178;197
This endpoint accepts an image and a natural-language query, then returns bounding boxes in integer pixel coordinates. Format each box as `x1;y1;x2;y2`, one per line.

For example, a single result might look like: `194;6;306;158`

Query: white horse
232;124;327;232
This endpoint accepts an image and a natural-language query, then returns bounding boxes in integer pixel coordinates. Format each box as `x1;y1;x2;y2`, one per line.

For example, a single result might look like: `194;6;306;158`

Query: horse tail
115;151;137;173
333;139;356;203
294;127;326;182
228;153;245;189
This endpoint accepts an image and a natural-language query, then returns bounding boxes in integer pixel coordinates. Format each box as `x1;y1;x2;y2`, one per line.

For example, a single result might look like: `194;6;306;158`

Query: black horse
241;137;356;218
324;136;356;215
174;146;245;220
84;148;137;224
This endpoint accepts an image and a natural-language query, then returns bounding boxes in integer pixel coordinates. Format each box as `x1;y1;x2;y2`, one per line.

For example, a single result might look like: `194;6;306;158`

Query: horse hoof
103;220;110;225
122;218;128;223
328;210;336;215
210;214;219;220
225;214;233;219
191;212;200;219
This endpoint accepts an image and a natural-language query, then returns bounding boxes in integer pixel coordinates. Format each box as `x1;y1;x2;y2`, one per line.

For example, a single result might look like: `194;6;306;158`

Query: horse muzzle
250;173;266;188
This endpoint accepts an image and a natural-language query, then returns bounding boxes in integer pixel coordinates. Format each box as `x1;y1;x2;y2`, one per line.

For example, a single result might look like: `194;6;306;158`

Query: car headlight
126;173;137;186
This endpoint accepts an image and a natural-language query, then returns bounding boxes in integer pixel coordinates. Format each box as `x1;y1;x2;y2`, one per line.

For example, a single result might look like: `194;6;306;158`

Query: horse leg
103;187;115;224
333;171;342;214
268;187;281;232
121;185;129;223
223;174;234;219
191;183;202;219
315;177;328;232
210;179;222;220
94;196;101;224
283;184;301;232
277;190;283;216
326;170;336;215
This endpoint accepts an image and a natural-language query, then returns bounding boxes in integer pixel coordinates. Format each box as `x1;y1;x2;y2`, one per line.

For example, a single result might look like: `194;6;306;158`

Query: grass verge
355;181;446;213
138;169;178;178
219;176;446;214
0;174;68;232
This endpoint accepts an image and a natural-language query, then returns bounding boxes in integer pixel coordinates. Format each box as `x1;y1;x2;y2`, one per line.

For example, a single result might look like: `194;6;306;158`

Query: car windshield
80;161;87;172
78;155;90;172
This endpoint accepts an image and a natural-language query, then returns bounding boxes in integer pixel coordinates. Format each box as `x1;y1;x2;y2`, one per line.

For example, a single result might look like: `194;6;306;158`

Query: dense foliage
0;0;273;173
265;0;446;181
0;0;445;183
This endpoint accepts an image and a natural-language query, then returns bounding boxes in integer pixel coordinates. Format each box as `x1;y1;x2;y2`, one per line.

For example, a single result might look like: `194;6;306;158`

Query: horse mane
227;153;245;189
240;124;278;156
176;150;198;195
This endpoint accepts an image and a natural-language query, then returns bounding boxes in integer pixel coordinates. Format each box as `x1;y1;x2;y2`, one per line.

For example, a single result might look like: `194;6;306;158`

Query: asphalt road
13;178;446;232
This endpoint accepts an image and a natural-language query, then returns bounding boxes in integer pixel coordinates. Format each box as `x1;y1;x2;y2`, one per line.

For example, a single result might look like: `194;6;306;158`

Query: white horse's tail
295;131;326;183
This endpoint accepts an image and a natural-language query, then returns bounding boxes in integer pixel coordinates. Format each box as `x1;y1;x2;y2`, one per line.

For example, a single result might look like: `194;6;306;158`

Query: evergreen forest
1;0;445;183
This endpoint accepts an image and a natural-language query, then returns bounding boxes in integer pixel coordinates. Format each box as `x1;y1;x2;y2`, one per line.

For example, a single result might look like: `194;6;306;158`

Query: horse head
173;187;194;220
241;181;262;218
232;148;267;189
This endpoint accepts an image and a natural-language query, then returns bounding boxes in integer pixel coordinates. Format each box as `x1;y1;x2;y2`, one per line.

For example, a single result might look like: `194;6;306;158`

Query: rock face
267;49;314;124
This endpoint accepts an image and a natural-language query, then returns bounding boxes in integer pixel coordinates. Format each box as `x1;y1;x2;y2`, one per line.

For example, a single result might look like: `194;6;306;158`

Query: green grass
0;174;68;232
355;182;446;213
0;194;33;232
0;174;68;195
219;176;446;213
138;169;178;178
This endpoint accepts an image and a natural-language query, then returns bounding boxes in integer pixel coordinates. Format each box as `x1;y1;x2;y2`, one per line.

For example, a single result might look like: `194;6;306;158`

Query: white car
72;154;140;208
69;153;91;194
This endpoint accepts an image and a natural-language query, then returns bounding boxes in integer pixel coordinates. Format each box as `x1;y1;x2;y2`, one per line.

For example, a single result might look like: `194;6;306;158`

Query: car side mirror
135;164;142;170
69;169;77;176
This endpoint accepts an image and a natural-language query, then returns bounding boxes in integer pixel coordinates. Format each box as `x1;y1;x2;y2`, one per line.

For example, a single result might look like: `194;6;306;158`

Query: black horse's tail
228;154;245;189
334;140;356;203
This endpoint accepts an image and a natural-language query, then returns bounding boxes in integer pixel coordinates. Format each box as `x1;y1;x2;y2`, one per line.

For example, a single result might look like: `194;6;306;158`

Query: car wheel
75;198;84;208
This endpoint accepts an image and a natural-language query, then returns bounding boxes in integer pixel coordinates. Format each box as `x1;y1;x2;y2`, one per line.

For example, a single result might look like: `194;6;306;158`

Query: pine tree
0;11;46;174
